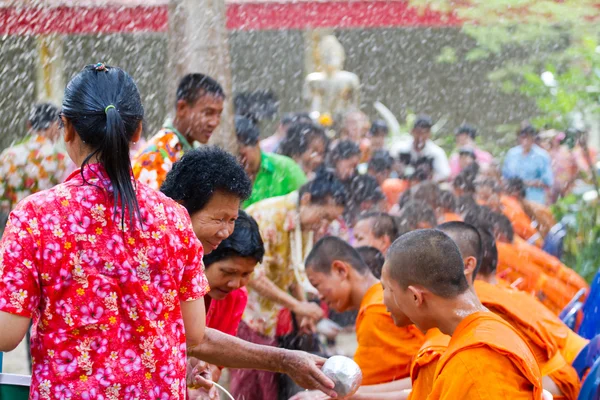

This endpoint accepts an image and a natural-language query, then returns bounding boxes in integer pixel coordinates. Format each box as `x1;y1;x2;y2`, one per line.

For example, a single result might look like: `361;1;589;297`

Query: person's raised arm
188;327;337;398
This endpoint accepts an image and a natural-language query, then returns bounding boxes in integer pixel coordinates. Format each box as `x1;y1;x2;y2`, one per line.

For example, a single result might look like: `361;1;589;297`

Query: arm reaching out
188;328;337;398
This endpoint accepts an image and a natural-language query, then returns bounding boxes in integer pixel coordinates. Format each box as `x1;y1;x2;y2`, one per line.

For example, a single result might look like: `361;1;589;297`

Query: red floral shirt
0;163;209;400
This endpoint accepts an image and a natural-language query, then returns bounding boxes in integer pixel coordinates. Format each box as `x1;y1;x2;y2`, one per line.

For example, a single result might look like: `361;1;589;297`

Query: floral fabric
244;192;312;338
0;163;208;400
132;127;191;191
0;134;67;213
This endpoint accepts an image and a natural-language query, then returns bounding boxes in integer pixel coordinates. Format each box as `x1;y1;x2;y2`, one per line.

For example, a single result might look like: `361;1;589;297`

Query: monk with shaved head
303;236;424;387
382;229;542;399
438;221;581;400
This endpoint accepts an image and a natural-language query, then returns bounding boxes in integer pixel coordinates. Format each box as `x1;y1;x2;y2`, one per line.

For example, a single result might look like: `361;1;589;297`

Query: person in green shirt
236;116;307;208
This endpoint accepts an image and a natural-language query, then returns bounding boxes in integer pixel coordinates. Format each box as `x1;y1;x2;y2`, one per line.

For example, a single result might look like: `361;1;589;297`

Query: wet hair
437;221;483;278
28;103;60;131
176;73;225;106
203;210;264;268
412;181;440;210
329;140;361;166
505;177;527;199
161;146;252;215
478;228;498;278
305;236;369;275
387;229;469;298
518;123;537;137
279;122;328;159
413;115;433;130
235;115;260;146
491;212;514;242
357;212;398;242
397;200;437;231
356;246;385;279
456;195;477;216
439;190;457;212
281;112;312;126
62;64;144;227
368;150;394;173
298;169;347;206
453;163;479;195
348;175;385;208
476;178;501;194
370;120;389;137
412;157;434;182
456;124;477;140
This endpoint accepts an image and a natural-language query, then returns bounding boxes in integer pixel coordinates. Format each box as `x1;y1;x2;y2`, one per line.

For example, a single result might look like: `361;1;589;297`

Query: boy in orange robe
304;236;424;385
382;229;543;399
438;222;582;400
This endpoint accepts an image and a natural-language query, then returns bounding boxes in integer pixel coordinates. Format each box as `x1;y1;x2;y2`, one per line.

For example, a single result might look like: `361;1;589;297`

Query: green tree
412;0;600;131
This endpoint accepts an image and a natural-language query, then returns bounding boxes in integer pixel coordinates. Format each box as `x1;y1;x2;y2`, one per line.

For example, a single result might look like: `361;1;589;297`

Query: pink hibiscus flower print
54;384;73;400
147;246;165;263
152;273;173;293
55;350;77;374
124;385;141;400
75;188;98;208
92;279;112;298
90;337;108;354
67;211;91;234
107;234;125;255
95;367;115;387
144;297;164;320
118;323;132;343
81;388;105;400
6;241;23;259
80;302;104;324
154;337;169;352
3;271;24;291
81;250;101;268
41;214;59;231
55;300;72;317
159;363;178;384
43;242;63;264
120;349;142;373
149;387;170;400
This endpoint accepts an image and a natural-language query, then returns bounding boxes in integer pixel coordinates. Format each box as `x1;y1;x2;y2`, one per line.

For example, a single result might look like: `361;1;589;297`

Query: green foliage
410;0;600;131
552;194;600;283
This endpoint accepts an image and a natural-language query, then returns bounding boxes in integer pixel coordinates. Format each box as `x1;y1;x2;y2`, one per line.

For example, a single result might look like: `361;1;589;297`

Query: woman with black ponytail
0;64;210;399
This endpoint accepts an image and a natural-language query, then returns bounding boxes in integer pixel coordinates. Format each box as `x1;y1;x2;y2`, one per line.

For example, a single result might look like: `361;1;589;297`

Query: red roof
0;0;462;34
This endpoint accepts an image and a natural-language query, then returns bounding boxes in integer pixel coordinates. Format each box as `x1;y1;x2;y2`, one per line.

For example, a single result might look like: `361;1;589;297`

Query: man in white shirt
391;115;451;182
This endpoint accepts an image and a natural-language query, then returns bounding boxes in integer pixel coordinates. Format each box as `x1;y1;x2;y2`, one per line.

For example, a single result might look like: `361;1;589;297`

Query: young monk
304;236;425;385
438;222;581;400
382;229;543;399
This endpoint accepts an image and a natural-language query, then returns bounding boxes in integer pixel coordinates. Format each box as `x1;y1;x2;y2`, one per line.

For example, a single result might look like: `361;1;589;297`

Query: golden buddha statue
304;35;360;118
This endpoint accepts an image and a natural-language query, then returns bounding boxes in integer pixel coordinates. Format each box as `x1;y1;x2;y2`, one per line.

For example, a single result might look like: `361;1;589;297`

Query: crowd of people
0;64;596;400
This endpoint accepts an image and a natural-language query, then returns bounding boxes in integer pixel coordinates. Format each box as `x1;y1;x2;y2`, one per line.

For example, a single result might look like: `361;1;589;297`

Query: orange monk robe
354;283;425;385
428;311;543;400
475;280;581;400
496;241;546;293
408;328;450;400
513;237;589;297
496;241;566;314
501;195;540;243
381;178;409;211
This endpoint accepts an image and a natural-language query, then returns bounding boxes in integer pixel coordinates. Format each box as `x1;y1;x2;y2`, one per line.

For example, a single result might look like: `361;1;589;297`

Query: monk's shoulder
435;347;535;398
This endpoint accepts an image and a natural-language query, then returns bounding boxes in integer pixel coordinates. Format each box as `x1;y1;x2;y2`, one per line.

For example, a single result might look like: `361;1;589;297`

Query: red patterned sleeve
0;202;41;317
176;211;209;302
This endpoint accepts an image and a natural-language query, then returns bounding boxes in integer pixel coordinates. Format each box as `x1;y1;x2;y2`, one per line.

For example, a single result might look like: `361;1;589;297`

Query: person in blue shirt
502;124;554;204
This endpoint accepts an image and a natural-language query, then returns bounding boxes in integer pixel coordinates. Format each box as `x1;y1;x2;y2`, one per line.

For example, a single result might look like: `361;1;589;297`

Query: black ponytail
62;63;144;229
